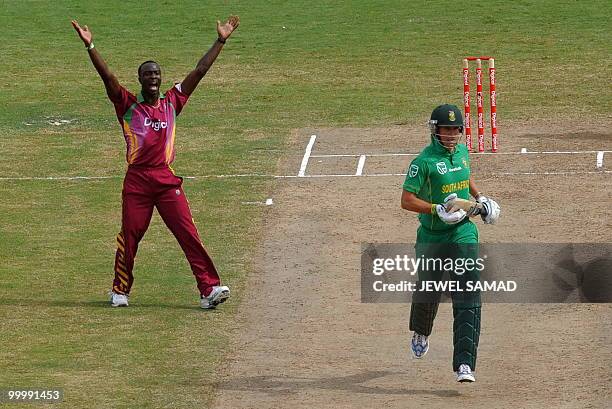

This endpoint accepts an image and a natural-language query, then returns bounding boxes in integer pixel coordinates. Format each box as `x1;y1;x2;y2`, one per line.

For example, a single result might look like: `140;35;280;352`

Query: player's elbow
401;195;413;211
401;191;418;212
401;201;417;213
103;75;121;100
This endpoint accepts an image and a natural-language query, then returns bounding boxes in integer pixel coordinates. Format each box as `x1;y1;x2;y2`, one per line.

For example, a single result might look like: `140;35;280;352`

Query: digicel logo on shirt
144;117;168;131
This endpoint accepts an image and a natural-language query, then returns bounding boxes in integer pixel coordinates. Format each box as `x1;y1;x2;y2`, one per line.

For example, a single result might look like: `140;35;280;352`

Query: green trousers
409;219;481;371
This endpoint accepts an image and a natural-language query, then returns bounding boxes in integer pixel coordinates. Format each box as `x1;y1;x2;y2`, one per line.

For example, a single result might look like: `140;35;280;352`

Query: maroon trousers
112;166;220;296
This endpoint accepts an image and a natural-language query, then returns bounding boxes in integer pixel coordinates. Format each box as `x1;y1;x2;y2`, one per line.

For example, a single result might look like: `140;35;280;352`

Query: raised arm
71;20;122;102
180;15;240;96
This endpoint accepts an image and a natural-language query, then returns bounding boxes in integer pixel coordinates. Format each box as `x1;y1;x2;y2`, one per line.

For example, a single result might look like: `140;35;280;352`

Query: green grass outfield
0;1;610;407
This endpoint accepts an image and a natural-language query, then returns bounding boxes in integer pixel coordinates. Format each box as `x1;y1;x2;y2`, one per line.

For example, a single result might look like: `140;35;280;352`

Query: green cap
429;104;464;128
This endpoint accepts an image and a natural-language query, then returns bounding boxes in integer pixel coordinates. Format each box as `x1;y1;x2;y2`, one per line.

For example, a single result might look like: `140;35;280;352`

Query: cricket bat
445;198;489;216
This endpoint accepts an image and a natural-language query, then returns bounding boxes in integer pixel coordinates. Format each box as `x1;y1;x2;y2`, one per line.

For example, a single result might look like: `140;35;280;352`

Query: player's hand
434;193;467;224
217;15;240;40
445;197;481;217
476;195;500;224
71;20;92;47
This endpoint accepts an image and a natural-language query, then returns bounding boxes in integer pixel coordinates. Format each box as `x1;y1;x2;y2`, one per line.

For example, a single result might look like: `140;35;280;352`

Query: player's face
437;127;462;150
139;63;162;94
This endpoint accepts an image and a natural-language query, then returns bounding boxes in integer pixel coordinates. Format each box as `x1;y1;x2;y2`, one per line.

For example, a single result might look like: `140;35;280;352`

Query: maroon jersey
111;84;189;166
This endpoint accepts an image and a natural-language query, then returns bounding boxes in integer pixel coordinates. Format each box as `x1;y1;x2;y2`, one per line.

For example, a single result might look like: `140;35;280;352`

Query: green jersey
403;136;472;231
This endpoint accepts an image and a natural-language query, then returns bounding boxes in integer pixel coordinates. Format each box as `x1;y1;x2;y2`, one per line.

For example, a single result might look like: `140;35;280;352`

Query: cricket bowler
400;104;501;382
71;16;240;309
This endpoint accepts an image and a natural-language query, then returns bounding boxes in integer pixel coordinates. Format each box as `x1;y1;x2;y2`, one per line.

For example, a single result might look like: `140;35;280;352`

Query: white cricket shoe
411;332;429;359
456;364;476;383
110;291;129;307
200;286;230;309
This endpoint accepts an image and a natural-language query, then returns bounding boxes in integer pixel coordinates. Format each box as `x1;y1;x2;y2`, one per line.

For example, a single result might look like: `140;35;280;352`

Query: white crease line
295;171;612;177
0;176;119;181
298;134;317;177
2;170;611;182
311;154;360;157
484;170;612;176
311;150;612;158
183;174;273;179
355;155;366;176
311;153;418;157
521;150;612;154
242;198;274;206
597;151;604;168
7;162;610;181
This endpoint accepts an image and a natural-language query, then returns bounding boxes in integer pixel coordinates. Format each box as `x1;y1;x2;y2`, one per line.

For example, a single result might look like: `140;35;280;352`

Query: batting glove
476;195;501;224
433;193;467;225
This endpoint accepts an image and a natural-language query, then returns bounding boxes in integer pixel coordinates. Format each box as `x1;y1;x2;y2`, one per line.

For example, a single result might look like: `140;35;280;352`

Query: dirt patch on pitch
214;123;611;408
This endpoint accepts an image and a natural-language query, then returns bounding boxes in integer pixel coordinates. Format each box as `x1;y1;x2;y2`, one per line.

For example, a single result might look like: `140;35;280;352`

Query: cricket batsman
400;104;500;382
71;16;240;309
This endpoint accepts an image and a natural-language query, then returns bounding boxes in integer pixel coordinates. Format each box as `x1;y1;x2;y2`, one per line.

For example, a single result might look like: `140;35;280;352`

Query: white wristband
86;42;95;50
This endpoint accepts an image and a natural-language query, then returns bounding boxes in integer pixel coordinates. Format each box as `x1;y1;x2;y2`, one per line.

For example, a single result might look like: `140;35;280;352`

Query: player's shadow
551;244;612;303
217;370;460;397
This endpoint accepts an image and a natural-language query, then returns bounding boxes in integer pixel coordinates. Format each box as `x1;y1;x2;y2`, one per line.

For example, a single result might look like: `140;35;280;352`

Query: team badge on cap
449;110;456;121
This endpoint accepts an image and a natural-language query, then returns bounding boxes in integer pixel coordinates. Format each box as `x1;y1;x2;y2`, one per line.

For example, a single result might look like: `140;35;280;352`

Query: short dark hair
138;60;160;76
